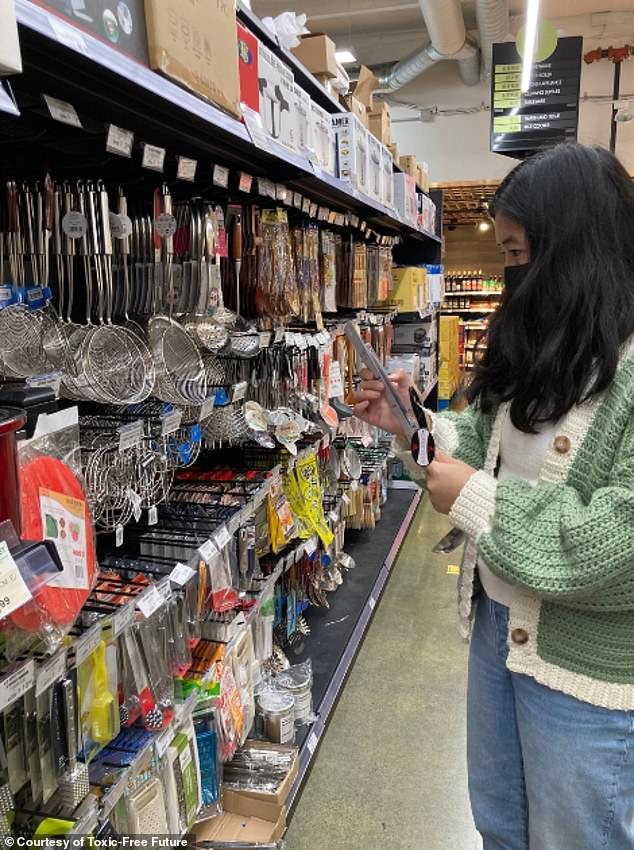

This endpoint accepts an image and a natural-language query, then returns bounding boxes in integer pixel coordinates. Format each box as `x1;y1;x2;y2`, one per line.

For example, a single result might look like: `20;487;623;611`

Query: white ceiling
252;0;634;65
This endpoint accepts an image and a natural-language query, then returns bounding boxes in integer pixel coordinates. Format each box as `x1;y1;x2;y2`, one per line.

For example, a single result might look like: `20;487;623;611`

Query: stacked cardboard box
439;316;461;401
292;33;338;78
368;102;391;145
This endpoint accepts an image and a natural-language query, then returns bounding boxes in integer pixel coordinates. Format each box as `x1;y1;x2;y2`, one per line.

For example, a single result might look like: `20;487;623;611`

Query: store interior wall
445;226;505;273
388;12;634;181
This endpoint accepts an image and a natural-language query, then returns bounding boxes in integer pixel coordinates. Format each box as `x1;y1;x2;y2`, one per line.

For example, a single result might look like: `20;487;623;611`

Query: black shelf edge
287;488;422;810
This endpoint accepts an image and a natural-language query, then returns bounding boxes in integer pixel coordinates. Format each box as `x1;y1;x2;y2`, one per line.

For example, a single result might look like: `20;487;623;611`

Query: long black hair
467;143;634;432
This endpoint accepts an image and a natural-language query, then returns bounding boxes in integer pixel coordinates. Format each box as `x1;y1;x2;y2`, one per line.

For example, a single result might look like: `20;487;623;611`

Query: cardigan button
511;628;529;645
554;435;571;454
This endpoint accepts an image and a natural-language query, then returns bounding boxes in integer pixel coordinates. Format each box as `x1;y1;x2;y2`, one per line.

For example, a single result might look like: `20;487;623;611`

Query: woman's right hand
352;368;415;437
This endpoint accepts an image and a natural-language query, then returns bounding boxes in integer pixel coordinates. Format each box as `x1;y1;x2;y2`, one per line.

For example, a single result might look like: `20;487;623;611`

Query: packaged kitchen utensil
276;660;314;726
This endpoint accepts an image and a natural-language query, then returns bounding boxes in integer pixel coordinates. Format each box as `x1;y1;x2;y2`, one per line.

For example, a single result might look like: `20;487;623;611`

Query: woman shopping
353;143;634;850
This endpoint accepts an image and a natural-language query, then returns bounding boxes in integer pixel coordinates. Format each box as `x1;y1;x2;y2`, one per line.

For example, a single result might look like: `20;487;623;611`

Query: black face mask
504;263;530;294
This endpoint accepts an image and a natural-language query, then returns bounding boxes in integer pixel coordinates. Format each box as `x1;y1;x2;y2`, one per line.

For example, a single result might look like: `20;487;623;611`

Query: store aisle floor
286;494;480;850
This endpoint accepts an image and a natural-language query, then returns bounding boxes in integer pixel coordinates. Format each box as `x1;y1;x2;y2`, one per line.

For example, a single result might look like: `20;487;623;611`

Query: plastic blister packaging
223;742;296;795
193;704;223;822
138;608;175;731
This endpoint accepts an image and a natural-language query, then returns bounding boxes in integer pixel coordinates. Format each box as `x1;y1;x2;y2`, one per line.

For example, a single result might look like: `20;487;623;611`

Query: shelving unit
442;308;497;314
445;290;503;297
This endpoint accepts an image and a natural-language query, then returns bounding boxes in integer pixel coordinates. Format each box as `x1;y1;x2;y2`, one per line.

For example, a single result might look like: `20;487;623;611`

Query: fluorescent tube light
521;0;540;93
335;50;357;64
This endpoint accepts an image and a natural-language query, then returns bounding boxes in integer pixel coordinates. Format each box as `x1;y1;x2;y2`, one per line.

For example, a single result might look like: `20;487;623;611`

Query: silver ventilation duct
475;0;509;76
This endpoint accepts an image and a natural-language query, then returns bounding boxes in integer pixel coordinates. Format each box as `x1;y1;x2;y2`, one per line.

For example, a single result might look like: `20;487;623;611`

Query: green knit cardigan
397;342;634;710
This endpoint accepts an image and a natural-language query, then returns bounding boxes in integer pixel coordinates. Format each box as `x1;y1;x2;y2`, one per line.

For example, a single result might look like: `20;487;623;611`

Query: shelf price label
239;173;253;193
0;661;36;713
43;94;82;128
213;165;230;188
142;144;166;172
177;157;197;182
106;124;134;158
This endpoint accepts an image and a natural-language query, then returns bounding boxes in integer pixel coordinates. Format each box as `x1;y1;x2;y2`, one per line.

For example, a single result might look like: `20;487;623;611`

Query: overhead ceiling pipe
475;0;509;76
376;0;479;89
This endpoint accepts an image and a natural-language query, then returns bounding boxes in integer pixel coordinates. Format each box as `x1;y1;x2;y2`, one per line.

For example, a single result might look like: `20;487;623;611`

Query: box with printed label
381;145;394;208
393;172;418;226
293;84;313;154
144;0;240;117
342;94;368;128
389;267;425;312
367;134;382;201
332;113;369;195
310;101;337;175
368;101;391;145
258;44;297;151
292;33;338;78
237;21;260;114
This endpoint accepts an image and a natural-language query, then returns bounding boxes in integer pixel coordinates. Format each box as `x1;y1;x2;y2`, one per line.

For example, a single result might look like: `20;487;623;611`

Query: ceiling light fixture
521;0;541;93
335;50;357;65
477;219;492;233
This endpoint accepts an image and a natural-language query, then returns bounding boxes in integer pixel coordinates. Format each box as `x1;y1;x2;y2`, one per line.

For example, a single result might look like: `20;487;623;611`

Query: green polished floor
286;494;481;850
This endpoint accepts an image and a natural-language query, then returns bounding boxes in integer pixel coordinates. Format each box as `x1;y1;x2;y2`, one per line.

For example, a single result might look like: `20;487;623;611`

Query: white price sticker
306;731;319;755
109;213;133;239
35;651;67;698
148;506;158;526
142;144;166;172
177;157;197;181
199;539;218;563
137;586;163;619
259;331;272;348
44;94;82;128
214;525;233;551
74;623;102;668
233;381;247;402
304;536;318;556
62;211;88;240
170;563;195;587
274;327;285;343
161;409;183;436
302;197;311;214
276;184;288;202
239;173;253;193
112;603;136;638
154;214;178;239
0;541;32;620
118;420;143;451
328;361;344;398
106;124;134;157
199;397;215;421
0;661;36;713
213;165;230;188
115;525;124;547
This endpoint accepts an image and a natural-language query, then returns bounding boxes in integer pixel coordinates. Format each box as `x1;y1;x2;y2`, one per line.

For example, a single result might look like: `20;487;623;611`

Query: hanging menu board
490;36;582;159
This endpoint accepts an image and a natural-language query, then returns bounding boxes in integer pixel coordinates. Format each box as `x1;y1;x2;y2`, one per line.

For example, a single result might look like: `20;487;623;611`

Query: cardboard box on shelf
342;94;368;128
294;84;313;153
393;172;417;226
388;142;399;163
38;0;148;64
390;267;426;312
194;792;286;844
258;44;297;151
368;103;392;145
332;113;369;195
144;0;240;117
237;21;260;114
399;154;418;179
311;100;337;175
351;65;378;111
292;33;338;78
230;742;299;807
314;73;336;96
381;145;394;208
367;134;382;201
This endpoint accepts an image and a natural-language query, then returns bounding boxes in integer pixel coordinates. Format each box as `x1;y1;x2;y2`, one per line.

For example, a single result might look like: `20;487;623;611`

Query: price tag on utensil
177;157;197;182
106;124;134;157
161;409;183;436
109;213;133;239
274;327;285;343
44;94;82;128
239;172;253;193
35;651;67;698
62;211;88;240
214;525;233;551
118;420;143;452
74;623;102;668
137;586;163;619
233;381;247;402
0;541;32;620
170;563;195;587
148;506;158;526
112;603;136;639
304;536;318;556
142;143;166;172
199;539;218;563
213;165;230;188
259;332;272;348
154;214;178;239
329;361;344;398
0;661;36;713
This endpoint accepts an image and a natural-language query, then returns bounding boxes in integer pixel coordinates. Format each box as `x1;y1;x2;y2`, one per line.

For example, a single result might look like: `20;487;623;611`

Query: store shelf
441;308;497;314
287;488;421;808
12;0;438;247
445;290;502;297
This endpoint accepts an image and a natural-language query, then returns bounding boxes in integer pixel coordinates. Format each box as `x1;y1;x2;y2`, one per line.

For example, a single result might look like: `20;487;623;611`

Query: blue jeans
467;592;634;850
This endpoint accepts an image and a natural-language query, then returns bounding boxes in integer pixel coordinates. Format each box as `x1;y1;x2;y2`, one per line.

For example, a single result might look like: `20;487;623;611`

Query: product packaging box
194;792;286;844
294;84;313;154
367;133;382;201
419;160;430;192
237;21;260;114
381;145;395;208
390;267;426;312
342;94;368;128
388;141;399;163
311;100;337;175
0;0;21;74
258;44;297;151
399;154;418;179
368;101;391;144
38;0;148;64
233;742;299;806
333;113;369;195
292;33;338;78
393;172;418;226
144;0;240;117
351;64;378;111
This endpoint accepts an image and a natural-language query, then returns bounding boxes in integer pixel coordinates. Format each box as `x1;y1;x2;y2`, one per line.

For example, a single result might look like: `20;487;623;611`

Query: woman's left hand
426;451;477;515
